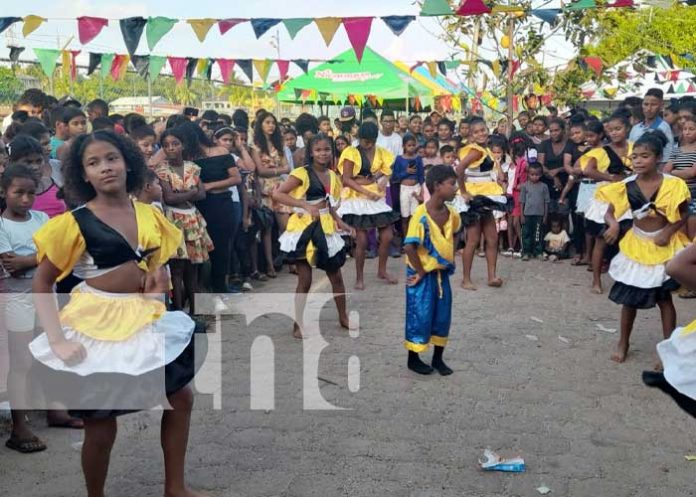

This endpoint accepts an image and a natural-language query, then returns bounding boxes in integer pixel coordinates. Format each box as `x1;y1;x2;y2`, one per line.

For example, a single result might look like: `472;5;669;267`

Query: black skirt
609;279;680;309
281;220;347;273
460;195;511;227
34;321;207;419
342;210;400;230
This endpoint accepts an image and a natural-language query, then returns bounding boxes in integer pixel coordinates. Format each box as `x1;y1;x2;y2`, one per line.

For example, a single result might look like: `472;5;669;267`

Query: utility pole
506;14;514;137
270;29;281;116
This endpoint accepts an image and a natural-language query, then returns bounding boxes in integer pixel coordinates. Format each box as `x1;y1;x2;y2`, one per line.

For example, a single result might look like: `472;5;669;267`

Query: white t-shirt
377;132;403;157
0;210;49;280
544;230;570;252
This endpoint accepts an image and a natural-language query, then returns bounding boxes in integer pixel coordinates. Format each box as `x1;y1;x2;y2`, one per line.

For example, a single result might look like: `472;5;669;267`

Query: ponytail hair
634;130;668;157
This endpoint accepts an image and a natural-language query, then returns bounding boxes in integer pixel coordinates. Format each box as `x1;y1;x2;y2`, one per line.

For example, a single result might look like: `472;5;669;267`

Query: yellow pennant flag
196;58;210;76
314;17;342;46
533;83;544;94
119;55;130;80
23;15;46;37
492;59;501;76
61;50;70;79
253;59;272;83
426;61;438;79
376;96;384;107
187;18;217;42
354;94;363;106
452;97;461;112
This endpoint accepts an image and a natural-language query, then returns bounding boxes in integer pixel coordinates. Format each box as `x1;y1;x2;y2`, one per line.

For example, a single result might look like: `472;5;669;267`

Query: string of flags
0;0;639;63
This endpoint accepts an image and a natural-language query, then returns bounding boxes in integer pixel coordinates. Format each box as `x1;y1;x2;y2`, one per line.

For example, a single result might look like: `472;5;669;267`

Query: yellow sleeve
458;144;485;168
337;147;361;175
595;181;629;219
289;167;309;199
658;176;691;224
375;147;395;176
404;206;426;245
595;149;611;173
450;206;462;234
33;212;86;281
329;170;343;199
136;202;183;269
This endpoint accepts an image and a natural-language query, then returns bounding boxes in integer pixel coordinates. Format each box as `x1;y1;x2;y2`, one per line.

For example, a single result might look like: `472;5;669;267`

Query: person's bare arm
341;160;381;199
160;177;198;204
203;167;242;191
454;149;482;199
667;242;696;289
583;159;622;182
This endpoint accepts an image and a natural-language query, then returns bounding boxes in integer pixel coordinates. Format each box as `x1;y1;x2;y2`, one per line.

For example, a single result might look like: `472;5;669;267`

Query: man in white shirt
376;110;403;156
629;88;675;162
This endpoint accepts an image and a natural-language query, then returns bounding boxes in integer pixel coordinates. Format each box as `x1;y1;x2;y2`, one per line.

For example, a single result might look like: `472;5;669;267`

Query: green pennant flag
564;0;597;10
420;0;454;15
283;18;312;39
444;60;461;69
146;16;177;51
33;48;60;77
148;55;167;80
100;53;115;79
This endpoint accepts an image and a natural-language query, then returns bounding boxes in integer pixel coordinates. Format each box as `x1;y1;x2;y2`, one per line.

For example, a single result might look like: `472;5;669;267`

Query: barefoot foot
487;278;503;288
292;323;304;340
460;281;477;291
611;342;629;363
354;280;365;291
377;272;398;285
591;285;603;295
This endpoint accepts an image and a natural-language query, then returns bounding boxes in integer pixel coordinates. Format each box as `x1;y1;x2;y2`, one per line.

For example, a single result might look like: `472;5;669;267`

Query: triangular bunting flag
23;15;46;37
219;18;246;35
669;70;681;82
608;0;633;6
456;0;492;16
197;58;210;78
492;59;501;76
283;18;312;39
61;49;80;81
437;61;447;75
410;61;425;73
332;94;341;105
531;9;561;25
100;53;115;79
381;16;415;36
111;54;129;81
250;18;281;39
120;17;147;56
676;82;686;93
293;59;309;74
61;50;71;80
294;88;303;100
78;16;108;45
420;0;454;15
119;55;130;80
185;57;198;84
667;83;675;94
343;17;373;63
444;60;461;69
148;55;166;80
426;61;438;78
87;52;101;75
689;83;696;93
511;60;521;78
319;92;330;103
33;48;60;77
253;59;272;84
187;19;217;42
217;59;235;84
236;59;253;82
663;55;674;68
276;60;290;81
168;56;188;85
131;54;150;78
8;46;25;63
646;55;657;68
0;17;21;35
315;17;342;46
584;56;603;77
565;0;597;10
146;17;177;50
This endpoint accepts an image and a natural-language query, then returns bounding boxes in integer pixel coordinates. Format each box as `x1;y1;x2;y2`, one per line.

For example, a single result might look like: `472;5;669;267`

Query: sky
2;0;575;85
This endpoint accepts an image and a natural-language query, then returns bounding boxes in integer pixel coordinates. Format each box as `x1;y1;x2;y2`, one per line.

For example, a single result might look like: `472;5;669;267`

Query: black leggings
197;192;234;292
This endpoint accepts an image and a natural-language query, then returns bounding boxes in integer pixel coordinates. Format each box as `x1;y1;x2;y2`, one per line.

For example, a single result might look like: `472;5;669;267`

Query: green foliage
0;67;24;103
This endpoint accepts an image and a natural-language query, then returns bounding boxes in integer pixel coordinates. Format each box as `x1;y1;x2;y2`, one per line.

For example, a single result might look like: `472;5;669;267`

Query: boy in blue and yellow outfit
403;165;461;375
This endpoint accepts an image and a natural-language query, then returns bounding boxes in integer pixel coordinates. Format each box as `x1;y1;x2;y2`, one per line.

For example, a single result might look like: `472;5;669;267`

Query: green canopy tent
277;47;434;110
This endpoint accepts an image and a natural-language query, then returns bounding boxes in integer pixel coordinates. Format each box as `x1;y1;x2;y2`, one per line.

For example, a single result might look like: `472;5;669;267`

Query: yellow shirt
457;143;504;197
404;203;462;274
285;167;343;236
337;146;395;200
579;147;611;172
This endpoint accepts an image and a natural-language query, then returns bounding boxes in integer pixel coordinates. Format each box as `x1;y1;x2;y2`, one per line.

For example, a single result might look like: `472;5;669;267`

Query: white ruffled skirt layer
608;251;668;288
658;323;696;400
449;194;508;214
279;231;345;258
576;182;597;214
584;198;633;225
337;197;393;216
29;307;195;377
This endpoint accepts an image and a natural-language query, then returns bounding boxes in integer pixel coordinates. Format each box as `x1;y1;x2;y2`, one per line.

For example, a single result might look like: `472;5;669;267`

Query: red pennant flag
219;18;246;35
414;96;422;111
583;56;603;77
168;56;188;85
368;95;378;107
440;95;452;112
77;16;109;45
343;17;373;63
347;95;356;105
608;0;633;6
69;50;81;81
110;54;126;80
541;93;553;106
513;95;519;113
511;60;521;78
455;0;492;16
669;70;681;82
217;58;235;84
582;89;595;99
276;60;290;82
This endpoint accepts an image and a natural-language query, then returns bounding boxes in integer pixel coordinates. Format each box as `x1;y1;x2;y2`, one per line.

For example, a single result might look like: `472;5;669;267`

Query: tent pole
506;14;514;138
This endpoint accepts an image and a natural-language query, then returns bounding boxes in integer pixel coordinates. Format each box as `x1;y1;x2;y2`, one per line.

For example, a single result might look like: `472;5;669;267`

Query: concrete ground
2;256;696;497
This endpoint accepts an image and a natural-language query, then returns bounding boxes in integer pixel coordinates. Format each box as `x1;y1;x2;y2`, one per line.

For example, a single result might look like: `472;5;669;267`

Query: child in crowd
489;136;510;252
421;138;442;170
601;131;690;364
30;130;201;497
392;134;425;236
54;108;88;161
137;168;164;211
404;165;460;375
544;216;571;261
519;163;550;260
130;125;157;166
664;113;696;241
1;164;50;453
507;133;530;256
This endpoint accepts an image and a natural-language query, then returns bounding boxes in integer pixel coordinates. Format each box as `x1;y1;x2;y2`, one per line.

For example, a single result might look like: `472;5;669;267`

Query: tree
0;67;24;103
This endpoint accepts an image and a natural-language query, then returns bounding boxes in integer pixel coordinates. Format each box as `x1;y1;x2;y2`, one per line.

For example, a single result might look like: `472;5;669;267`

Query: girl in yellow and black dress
273;134;355;339
29;131;205;497
453;117;508;290
601;131;690;364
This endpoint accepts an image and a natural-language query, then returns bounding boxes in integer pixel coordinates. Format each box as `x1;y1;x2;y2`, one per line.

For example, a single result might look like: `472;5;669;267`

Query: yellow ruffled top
598;175;691;265
285;167;342;236
33;201;183;341
457;143;504;197
404;203;462;273
337;146;395;200
579;147;611;173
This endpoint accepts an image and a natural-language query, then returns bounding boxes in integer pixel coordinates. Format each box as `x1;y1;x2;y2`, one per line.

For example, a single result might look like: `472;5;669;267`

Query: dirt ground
2;256;695;497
